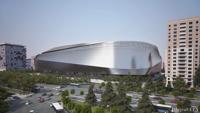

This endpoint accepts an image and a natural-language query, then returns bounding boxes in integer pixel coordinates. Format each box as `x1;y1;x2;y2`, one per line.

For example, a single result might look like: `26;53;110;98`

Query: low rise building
0;43;26;71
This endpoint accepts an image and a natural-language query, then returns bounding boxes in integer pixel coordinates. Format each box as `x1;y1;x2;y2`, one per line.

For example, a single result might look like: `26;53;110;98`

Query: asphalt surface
7;84;90;113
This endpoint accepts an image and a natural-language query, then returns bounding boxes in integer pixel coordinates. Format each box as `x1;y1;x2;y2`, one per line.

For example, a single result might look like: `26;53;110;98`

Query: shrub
186;93;195;98
80;90;84;95
68;102;75;110
62;90;69;98
126;96;132;103
93;107;105;113
70;89;75;95
172;91;180;97
111;107;121;113
81;104;92;113
74;104;82;113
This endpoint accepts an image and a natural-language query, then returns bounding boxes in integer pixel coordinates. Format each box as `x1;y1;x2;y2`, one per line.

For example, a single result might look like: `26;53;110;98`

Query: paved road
8;90;56;113
7;83;90;113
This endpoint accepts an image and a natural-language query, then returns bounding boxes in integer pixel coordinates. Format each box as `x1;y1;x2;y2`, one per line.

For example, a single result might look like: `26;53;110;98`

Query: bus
50;102;64;113
153;104;172;113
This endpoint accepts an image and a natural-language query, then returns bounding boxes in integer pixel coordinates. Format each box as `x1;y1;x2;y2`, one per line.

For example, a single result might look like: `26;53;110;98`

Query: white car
29;110;35;113
25;101;30;105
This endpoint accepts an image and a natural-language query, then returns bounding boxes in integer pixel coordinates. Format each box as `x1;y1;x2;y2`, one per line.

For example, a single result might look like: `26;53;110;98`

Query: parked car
38;97;45;103
29;110;35;113
42;93;47;96
25;100;31;105
48;93;54;97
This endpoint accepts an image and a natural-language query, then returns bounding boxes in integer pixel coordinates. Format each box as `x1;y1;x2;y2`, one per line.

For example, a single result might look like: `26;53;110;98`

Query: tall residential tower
165;17;200;88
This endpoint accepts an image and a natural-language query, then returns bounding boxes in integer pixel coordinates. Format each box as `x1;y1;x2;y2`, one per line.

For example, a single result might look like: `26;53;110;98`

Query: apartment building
165;17;200;88
0;43;26;71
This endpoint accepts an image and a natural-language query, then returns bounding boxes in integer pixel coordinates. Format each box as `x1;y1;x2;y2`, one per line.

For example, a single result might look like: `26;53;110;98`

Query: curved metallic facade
35;41;162;75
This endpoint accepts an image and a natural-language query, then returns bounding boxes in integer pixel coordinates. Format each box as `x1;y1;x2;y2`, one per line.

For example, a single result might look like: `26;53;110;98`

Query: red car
38;97;45;103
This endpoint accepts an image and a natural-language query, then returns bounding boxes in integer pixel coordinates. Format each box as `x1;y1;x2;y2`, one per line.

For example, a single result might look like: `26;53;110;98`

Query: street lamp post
107;105;111;113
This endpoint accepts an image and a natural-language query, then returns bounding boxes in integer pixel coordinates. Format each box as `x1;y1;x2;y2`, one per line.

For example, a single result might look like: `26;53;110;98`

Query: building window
197;21;199;24
180;34;186;36
180;23;186;25
189;22;193;24
180;45;185;47
180;27;186;29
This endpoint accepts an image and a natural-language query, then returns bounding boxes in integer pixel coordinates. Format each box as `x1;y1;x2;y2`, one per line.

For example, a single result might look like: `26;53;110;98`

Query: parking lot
7;83;90;113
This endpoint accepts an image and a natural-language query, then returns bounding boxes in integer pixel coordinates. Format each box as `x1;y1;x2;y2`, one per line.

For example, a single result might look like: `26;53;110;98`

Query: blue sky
0;0;200;58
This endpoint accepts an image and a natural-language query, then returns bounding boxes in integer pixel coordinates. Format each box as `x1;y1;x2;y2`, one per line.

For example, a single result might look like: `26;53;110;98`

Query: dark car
48;93;54;97
42;93;47;96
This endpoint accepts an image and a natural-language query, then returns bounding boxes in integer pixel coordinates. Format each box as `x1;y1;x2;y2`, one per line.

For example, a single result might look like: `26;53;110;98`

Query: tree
101;82;117;107
177;98;191;109
0;87;11;100
136;91;156;113
80;90;84;95
115;81;132;113
85;84;96;105
70;89;75;95
173;77;187;96
99;82;105;89
74;104;82;113
177;98;193;113
61;90;69;98
0;100;9;113
194;65;200;87
0;88;10;113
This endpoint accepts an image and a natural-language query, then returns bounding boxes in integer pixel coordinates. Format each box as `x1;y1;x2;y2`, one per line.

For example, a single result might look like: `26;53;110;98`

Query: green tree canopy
85;84;97;105
194;65;200;87
173;77;187;96
136;91;156;113
115;81;132;113
101;82;116;107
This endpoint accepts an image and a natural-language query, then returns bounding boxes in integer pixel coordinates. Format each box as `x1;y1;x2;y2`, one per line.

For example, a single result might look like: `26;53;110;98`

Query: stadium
35;41;162;75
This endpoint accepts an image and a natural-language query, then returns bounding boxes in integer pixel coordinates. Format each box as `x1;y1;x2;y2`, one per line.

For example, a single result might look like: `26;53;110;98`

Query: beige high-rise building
165;17;200;88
